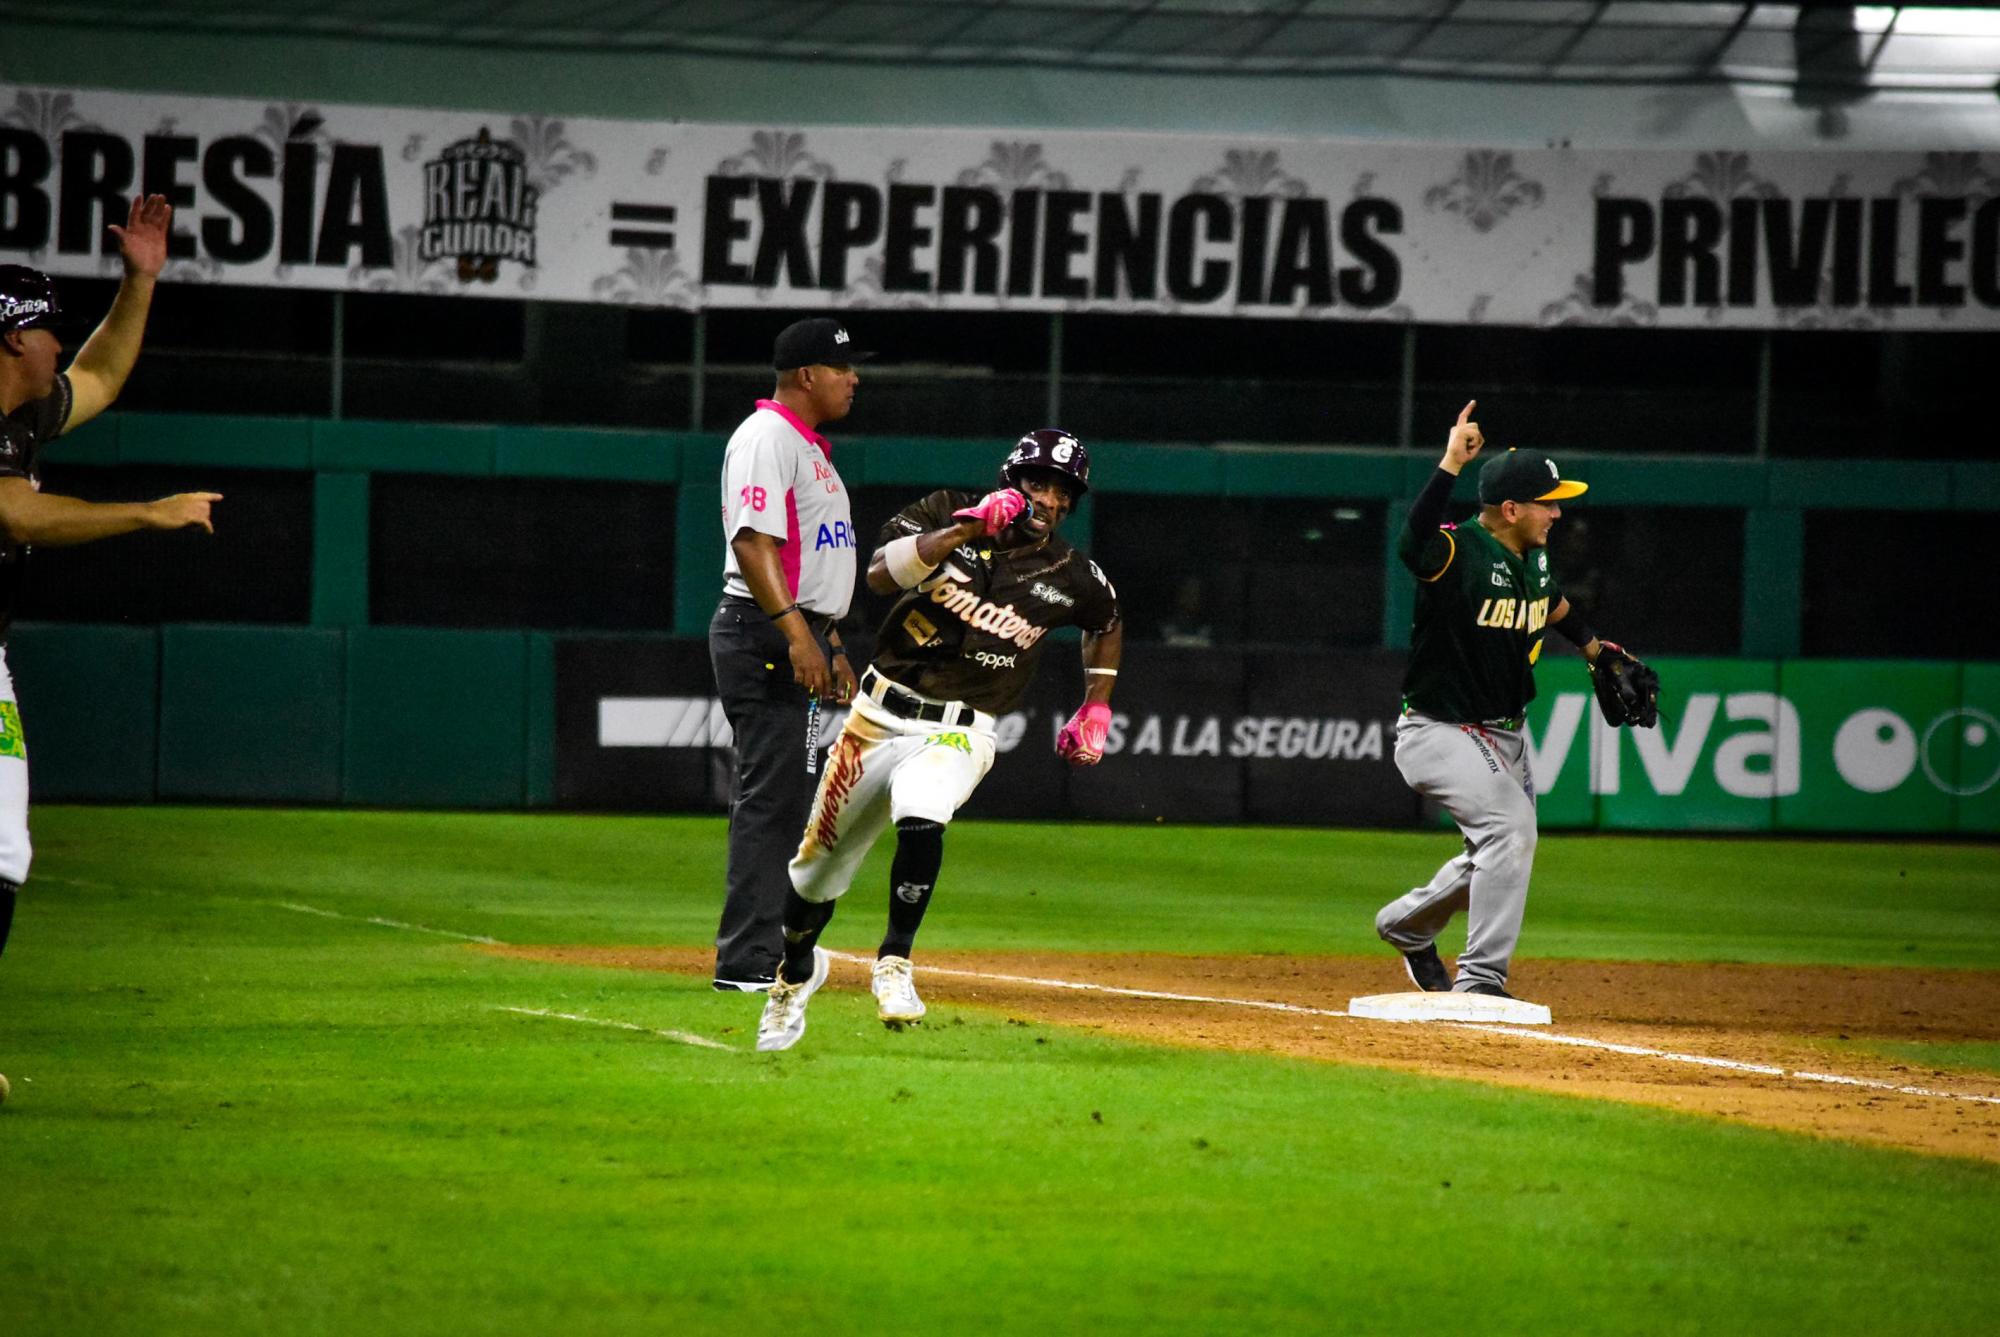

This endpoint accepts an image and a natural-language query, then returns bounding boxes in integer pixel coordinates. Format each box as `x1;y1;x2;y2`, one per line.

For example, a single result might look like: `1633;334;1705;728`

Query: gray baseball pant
1374;714;1537;992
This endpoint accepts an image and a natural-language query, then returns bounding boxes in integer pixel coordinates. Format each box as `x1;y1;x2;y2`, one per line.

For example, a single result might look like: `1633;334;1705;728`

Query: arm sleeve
1396;467;1461;580
1075;557;1121;634
0;376;69;479
35;374;73;443
875;490;958;549
0;425;28;481
720;422;794;542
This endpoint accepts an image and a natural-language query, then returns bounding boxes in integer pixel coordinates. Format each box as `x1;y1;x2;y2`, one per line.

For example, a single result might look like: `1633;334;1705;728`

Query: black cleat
1461;981;1515;999
1401;944;1451;992
711;973;776;994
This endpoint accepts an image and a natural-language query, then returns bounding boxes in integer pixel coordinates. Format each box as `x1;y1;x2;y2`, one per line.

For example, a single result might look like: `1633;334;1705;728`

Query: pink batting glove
951;488;1028;536
1056;702;1112;766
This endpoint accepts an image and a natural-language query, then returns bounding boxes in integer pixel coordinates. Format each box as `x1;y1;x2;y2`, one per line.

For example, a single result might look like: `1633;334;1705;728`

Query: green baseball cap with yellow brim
1478;448;1588;505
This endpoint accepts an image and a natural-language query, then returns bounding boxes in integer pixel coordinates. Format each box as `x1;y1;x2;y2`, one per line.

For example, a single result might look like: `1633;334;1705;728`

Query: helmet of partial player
0;265;60;336
1000;428;1090;497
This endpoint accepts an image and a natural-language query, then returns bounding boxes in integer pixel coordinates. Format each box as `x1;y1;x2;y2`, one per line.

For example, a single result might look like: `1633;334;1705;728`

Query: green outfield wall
15;412;1997;830
10;621;1996;834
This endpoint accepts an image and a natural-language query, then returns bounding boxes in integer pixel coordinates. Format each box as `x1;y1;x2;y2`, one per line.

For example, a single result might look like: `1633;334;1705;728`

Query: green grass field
5;806;1998;1334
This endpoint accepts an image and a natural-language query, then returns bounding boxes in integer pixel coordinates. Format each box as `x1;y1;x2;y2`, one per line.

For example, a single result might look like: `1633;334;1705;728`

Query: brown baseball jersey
870;490;1119;714
0;373;71;638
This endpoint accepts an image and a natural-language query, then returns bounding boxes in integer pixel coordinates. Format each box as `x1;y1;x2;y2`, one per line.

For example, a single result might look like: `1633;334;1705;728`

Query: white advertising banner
3;85;1997;330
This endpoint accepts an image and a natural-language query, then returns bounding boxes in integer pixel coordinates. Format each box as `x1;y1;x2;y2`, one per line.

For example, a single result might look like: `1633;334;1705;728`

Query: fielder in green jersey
1374;402;1637;1001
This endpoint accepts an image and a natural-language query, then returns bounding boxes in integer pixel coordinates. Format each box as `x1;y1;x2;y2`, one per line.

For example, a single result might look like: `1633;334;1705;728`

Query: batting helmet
1001;428;1090;497
0;265;60;336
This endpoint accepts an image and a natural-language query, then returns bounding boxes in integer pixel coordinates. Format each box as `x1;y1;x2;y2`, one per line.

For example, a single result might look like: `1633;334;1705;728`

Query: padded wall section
6;624;158;801
158;626;345;802
342;629;527;807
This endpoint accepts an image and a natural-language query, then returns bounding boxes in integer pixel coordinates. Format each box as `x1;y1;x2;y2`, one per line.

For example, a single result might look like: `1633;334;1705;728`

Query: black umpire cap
773;317;874;370
0;265;61;336
1478;448;1589;505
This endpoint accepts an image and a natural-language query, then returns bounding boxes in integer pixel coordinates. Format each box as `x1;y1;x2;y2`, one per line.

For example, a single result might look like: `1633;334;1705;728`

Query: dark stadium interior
24;278;1989;659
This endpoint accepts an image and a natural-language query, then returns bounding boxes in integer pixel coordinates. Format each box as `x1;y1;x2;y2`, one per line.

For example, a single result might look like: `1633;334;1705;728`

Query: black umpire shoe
1401;944;1451;992
1461;981;1516;999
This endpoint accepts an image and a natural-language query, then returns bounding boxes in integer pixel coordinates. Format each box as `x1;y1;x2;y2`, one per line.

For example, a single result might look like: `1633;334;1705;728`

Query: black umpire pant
708;595;833;985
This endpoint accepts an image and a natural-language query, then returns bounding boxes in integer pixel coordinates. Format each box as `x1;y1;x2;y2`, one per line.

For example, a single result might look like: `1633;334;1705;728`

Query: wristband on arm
883;534;940;589
1552;606;1597;648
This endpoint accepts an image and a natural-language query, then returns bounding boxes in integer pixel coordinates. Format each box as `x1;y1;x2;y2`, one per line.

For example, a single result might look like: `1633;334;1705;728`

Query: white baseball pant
788;691;996;905
1375;712;1537;991
0;650;32;884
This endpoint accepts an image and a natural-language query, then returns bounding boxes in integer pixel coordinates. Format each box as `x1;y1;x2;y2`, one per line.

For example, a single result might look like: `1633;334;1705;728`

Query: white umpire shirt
719;399;856;620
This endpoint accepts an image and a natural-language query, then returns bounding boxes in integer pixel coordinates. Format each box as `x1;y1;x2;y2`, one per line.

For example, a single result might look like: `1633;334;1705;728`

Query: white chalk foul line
272;900;503;944
267;907;731;1050
495;1006;733;1052
823;951;1353;1019
1450;1023;2000;1106
823;952;2000;1110
225;924;2000;1107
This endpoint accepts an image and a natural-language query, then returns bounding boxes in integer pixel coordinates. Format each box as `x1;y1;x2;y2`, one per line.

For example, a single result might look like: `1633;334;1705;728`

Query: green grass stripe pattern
3;807;1997;1334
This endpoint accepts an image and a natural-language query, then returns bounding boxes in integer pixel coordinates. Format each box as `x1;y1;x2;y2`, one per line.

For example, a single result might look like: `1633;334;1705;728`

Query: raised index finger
1456;400;1476;426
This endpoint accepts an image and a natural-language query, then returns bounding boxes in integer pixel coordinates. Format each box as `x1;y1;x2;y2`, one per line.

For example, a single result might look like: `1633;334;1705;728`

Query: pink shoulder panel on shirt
756;399;831;459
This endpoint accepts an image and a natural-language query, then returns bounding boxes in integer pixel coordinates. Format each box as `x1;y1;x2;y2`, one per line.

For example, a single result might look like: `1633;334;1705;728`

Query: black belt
1404;707;1524;731
863;667;977;727
722;593;834;637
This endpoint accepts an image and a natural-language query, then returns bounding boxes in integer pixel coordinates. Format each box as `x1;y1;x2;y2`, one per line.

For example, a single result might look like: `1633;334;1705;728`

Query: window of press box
370;475;676;631
17;465;312;624
1536;505;1743;656
57;279;336;355
1092;495;1385;649
697;307;1053;437
1414;325;1762;456
1060;313;1403;447
1768;330;1995;461
1803;510;1998;659
341;291;526;361
48;282;337;416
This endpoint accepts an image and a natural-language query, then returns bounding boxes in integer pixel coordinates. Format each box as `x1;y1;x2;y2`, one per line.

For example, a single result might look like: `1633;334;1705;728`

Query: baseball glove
1589;642;1660;729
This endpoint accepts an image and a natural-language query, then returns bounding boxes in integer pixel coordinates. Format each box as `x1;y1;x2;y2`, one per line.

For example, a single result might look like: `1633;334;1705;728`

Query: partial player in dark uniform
1374;402;1657;1003
755;428;1122;1051
0;197;224;965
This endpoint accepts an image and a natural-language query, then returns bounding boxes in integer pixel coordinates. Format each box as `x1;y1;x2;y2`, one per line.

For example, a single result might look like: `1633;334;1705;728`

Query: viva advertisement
1521;657;1999;834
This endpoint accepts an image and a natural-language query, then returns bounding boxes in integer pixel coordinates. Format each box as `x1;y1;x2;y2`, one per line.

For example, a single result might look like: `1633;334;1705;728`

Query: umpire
708;318;870;992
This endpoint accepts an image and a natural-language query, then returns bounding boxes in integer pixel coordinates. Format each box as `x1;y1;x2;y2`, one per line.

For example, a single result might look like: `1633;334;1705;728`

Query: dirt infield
488;944;2000;1163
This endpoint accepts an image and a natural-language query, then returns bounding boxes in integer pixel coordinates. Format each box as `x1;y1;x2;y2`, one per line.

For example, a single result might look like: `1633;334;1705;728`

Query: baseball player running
755;429;1122;1051
0;198;223;965
1375;402;1656;1000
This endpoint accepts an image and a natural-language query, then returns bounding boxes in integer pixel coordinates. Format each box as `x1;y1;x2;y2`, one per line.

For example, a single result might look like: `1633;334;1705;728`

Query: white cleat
872;955;927;1028
755;947;830;1052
